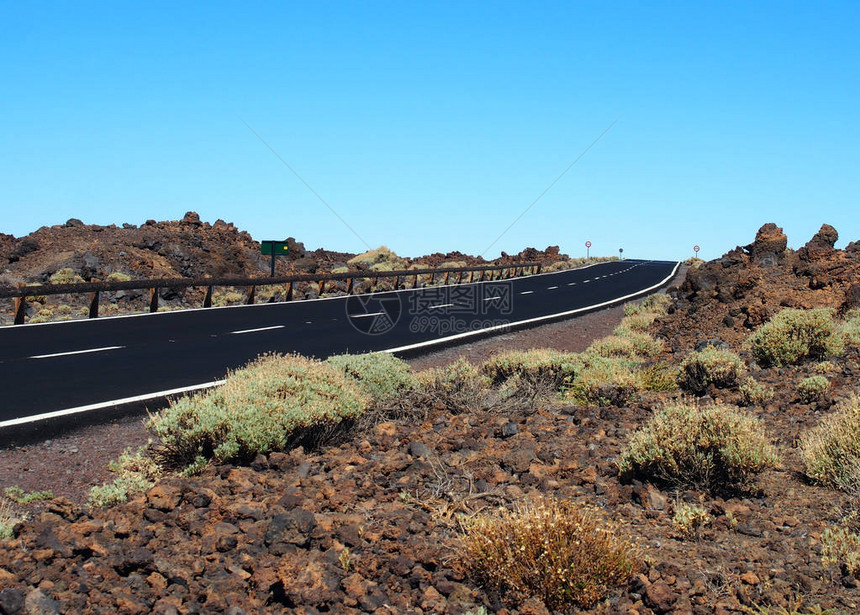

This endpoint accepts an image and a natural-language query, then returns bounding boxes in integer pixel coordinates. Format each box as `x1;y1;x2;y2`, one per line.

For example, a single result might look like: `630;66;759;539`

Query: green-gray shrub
797;375;830;403
677;347;744;395
618;401;779;492
739;377;774;406
49;268;85;285
4;486;53;505
147;353;370;467
566;356;639;406
326;352;417;405
88;447;162;507
800;394;860;492
747;308;843;367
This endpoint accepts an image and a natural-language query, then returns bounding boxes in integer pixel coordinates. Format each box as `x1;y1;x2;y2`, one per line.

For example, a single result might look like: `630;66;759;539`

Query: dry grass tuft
459;496;638;610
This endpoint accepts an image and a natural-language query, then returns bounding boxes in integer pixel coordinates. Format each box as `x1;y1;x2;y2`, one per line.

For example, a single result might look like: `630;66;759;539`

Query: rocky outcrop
664;222;860;350
743;223;787;266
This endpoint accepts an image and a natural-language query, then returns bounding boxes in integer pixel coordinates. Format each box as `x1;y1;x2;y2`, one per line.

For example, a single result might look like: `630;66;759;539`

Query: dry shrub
747;308;843;367
459;496;638;611
588;331;663;360
800;394;860;492
482;349;580;390
677;347;744;395
412;358;491;414
636;363;678;392
821;526;860;577
739;377;774;406
565;356;639;406
147;353;369;468
797;375;829;403
0;498;20;539
618;401;779;492
624;293;672;316
326;352;416;405
616;312;658;332
840;309;860;348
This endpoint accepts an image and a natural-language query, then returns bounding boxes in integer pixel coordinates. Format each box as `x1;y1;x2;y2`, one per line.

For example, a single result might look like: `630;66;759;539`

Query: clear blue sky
2;2;858;261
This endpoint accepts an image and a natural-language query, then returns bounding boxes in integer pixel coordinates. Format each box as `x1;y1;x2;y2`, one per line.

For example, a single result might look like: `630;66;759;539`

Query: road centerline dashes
349;312;384;318
230;325;285;335
428;303;454;310
30;346;125;360
519;290;534;295
547;286;558;290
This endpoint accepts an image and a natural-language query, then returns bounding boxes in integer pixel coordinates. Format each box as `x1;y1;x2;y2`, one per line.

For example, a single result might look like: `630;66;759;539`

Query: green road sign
261;241;289;256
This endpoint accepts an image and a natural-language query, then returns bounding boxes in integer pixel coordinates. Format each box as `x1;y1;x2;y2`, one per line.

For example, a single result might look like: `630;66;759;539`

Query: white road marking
568;282;576;286
547;286;558;290
484;296;500;301
583;279;591;283
382;261;682;354
519;290;534;295
0;380;226;429
349;312;384;318
428;303;454;310
30;346;124;360
230;325;285;335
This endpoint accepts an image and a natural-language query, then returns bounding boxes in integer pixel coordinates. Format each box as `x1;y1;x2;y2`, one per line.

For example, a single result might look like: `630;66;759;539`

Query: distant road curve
0;259;679;430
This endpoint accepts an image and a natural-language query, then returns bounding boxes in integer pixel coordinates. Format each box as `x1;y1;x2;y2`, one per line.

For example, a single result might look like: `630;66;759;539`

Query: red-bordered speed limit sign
585;241;592;248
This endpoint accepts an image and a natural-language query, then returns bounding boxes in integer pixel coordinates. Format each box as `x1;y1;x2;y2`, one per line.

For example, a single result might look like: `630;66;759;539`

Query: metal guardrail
0;262;542;325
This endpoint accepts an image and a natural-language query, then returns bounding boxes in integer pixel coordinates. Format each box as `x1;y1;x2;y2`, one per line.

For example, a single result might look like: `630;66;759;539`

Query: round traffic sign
694;245;700;253
585;241;591;248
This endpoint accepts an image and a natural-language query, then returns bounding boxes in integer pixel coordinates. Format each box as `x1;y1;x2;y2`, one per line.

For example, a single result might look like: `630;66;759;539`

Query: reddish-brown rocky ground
3;224;860;614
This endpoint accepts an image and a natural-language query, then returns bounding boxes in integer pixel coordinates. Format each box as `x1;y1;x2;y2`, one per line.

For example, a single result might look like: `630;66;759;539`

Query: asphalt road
0;259;678;426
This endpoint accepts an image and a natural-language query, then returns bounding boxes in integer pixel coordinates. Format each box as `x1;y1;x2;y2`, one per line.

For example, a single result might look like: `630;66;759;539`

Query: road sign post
693;245;700;259
585;240;591;259
619;248;624;260
261;241;289;277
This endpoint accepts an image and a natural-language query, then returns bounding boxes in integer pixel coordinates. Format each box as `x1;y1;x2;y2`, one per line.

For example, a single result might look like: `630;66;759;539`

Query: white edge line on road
2;260;623;329
30;345;125;359
0;380;227;429
1;260;677;429
230;325;285;335
380;261;681;354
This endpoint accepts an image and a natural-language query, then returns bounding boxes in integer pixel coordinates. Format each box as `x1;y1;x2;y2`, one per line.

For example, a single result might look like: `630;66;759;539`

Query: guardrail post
149;288;159;313
246;286;256;305
412;274;418;288
456;271;463;284
430;272;437;285
203;286;213;308
88;291;100;319
318;280;325;296
393;275;400;289
346;278;354;294
536;264;542;274
14;296;26;325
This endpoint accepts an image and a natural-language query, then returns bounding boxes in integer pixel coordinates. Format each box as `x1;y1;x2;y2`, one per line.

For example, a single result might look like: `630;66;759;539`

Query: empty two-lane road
0;259;678;425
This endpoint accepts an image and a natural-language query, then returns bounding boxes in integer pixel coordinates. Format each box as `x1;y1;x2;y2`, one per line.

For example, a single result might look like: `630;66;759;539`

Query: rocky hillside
0;212;573;285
